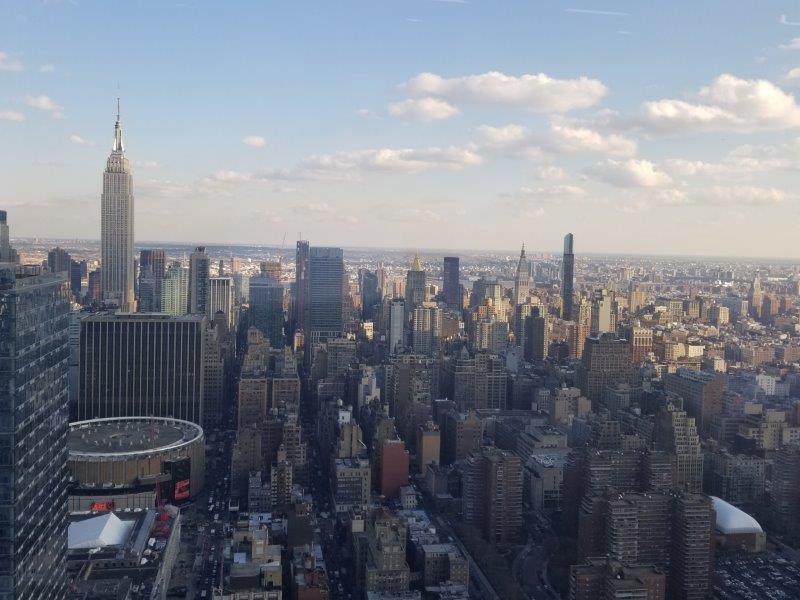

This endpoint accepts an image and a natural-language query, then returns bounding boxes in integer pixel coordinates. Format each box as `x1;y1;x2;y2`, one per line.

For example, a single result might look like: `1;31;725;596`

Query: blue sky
2;0;800;256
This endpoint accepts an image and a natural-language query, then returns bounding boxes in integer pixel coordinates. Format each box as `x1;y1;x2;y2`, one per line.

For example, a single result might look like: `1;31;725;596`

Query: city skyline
3;1;800;256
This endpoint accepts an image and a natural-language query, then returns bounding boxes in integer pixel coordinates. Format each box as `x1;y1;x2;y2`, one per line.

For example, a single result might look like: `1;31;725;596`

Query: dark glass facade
442;256;460;309
77;314;206;424
0;266;71;599
249;276;285;348
308;247;344;343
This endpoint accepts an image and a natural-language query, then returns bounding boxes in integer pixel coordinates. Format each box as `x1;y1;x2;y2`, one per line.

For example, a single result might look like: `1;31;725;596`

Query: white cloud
0;110;25;122
39;64;55;73
0;52;23;72
24;95;62;118
546;123;636;156
704;186;792;205
298;202;359;224
133;160;161;169
242;135;266;148
781;15;800;27
476;122;636;158
388;97;460;121
536;165;567;180
517;184;587;199
300;145;482;177
637;74;800;133
781;37;800;50
400;70;607;113
356;108;377;118
69;134;92;146
585;158;672;187
383;207;444;223
208;169;252;183
787;67;800;80
564;8;629;17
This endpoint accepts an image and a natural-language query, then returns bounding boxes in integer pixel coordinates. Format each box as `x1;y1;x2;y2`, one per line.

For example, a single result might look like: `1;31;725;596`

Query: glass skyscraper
0;266;71;599
308;246;344;343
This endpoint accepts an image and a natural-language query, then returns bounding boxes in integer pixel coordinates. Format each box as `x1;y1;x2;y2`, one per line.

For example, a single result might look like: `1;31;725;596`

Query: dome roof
711;496;763;535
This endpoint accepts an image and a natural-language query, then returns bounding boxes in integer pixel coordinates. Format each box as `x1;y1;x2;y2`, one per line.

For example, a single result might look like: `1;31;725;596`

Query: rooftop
710;496;763;535
69;417;203;457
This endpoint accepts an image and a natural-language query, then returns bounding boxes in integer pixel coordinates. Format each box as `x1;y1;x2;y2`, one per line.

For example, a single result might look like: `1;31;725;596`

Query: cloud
0;110;25;122
297;202;359;224
636;74;800;133
781;15;800;26
0;52;23;72
382;207;444;223
781;37;800;50
299;145;482;178
564;8;629;17
253;208;283;223
476;122;636;158
208;169;252;183
133;160;161;169
69;134;92;146
39;64;55;73
400;70;607;113
585;158;672;187
242;135;266;148
517;184;587;200
703;186;792;205
787;67;800;80
388;97;460;121
24;94;62;118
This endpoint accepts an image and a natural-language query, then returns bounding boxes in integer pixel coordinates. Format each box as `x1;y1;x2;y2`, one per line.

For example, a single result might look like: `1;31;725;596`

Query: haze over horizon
3;1;800;256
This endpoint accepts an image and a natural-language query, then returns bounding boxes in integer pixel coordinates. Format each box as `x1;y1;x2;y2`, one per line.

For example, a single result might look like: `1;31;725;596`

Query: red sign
90;501;114;511
174;479;191;501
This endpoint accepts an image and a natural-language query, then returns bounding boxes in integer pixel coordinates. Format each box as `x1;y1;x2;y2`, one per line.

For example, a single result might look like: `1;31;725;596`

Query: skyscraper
47;246;72;274
442;256;460;310
208;276;234;327
100;100;136;311
578;333;632;403
359;269;380;321
188;246;210;315
139;249;166;311
0;210;13;262
389;298;405;354
294;240;310;335
0;264;71;598
513;244;530;306
405;253;426;320
308;246;344;343
77;313;206;424
250;274;285;347
562;233;575;320
161;262;189;316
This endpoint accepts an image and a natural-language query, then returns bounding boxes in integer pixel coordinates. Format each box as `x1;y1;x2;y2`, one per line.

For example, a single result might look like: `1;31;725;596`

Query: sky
2;1;800;257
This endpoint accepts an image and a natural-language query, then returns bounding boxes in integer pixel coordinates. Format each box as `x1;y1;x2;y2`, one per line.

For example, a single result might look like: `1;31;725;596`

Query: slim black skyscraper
294;240;310;335
309;246;344;343
562;233;575;320
443;256;460;309
189;246;211;315
360;269;380;321
0;265;71;598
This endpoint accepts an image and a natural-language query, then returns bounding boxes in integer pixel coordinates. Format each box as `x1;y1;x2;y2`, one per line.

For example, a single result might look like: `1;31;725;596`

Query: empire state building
101;100;135;311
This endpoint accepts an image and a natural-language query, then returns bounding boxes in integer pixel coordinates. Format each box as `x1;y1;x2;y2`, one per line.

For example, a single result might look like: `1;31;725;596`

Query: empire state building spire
101;98;136;311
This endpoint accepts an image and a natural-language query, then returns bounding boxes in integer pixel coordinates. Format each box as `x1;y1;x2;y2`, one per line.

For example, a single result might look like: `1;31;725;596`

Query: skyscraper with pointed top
513;244;529;306
405;252;426;321
101;99;136;311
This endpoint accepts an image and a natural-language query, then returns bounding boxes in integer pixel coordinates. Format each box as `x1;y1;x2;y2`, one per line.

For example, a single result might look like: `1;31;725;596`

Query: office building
360;268;380;321
578;334;632;404
513;244;530;306
48;246;72;274
591;289;617;335
411;304;442;356
250;273;285;347
77;313;206;424
208;276;234;327
161;262;189;316
188;246;210;315
389;299;405;354
0;265;71;598
377;439;410;499
0;210;16;262
664;368;725;436
139;249;165;311
463;447;522;543
524;306;549;362
100;101;136;311
405;253;426;320
562;233;575;320
309;246;344;343
442;256;460;310
294;240;310;335
333;458;372;512
570;557;666;600
439;410;483;465
364;509;411;595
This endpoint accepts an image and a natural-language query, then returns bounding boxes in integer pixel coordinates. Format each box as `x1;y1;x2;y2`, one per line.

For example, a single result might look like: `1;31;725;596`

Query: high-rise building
360;269;380;321
161;262;189;316
411;304;442;356
439;409;482;465
670;494;714;600
463;446;523;543
208;276;234;327
48;246;72;274
654;402;703;492
0;265;71;599
389;298;405;354
572;297;592;359
100;100;136;311
562;233;575;320
250;274;285;348
591;289;617;335
77;313;206;424
405;253;426;320
364;509;411;595
0;210;16;262
513;244;530;306
524;306;549;362
293;240;310;335
309;246;344;344
188;246;210;315
663;368;725;436
570;557;666;600
442;256;460;310
139;249;166;311
578;333;632;404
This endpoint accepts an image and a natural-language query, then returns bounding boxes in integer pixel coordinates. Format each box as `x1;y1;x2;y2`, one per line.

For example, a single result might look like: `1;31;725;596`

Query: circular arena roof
711;496;763;535
69;417;203;459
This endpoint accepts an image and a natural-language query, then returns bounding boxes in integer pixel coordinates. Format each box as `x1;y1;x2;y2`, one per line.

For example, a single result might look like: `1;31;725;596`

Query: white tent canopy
711;496;763;535
68;512;134;549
